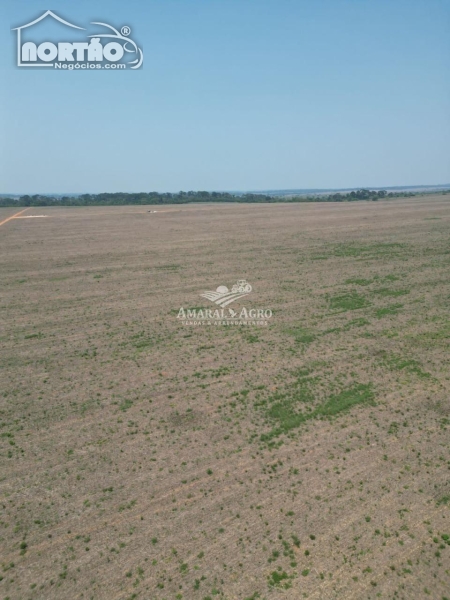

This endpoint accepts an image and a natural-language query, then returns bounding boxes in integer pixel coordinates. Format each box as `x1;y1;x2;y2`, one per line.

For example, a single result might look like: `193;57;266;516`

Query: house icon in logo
12;10;85;67
11;10;143;70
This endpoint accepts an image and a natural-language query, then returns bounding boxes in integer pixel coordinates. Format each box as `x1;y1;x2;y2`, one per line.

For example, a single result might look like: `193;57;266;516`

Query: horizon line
1;183;450;197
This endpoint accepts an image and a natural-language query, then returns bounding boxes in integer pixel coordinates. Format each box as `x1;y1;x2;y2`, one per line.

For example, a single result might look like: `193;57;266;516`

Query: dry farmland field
1;196;450;600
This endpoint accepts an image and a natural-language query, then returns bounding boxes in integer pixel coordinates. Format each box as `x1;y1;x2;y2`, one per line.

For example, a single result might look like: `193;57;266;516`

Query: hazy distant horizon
1;183;450;198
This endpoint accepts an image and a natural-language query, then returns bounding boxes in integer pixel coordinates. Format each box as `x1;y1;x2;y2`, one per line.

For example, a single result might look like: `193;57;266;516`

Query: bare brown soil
0;196;449;600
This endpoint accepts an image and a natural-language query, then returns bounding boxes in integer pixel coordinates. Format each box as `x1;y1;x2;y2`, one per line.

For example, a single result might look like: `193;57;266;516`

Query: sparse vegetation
1;195;449;599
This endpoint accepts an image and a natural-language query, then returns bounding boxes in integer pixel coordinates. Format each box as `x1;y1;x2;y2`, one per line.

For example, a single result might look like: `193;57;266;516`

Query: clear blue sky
1;0;449;193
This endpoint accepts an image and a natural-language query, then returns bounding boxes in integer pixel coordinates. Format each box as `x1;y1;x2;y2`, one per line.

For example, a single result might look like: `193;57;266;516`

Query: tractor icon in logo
231;280;252;294
201;280;252;308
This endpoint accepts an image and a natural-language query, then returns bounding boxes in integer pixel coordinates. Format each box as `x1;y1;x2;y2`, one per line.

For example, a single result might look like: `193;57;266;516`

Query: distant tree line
0;189;432;208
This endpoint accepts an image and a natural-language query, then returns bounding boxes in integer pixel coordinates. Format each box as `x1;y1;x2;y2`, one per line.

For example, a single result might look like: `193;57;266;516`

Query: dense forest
0;189;431;207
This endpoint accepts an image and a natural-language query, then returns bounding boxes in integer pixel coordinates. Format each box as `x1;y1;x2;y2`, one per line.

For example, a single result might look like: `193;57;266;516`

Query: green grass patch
344;278;373;286
373;288;409;297
437;496;450;506
381;353;430;379
327;292;370;311
375;304;403;318
332;242;405;259
119;399;134;412
129;331;158;351
24;332;44;340
388;422;399;435
285;325;316;344
411;321;450;345
321;317;369;336
347;317;370;327
268;570;294;588
316;384;375;417
260;377;375;442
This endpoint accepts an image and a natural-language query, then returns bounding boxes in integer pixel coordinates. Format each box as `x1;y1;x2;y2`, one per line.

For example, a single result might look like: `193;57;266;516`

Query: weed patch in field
327;292;370;311
375;304;403;318
411;321;450;346
316;384;375;417
268;570;294;589
345;277;374;286
373;288;409;298
322;317;369;336
380;353;430;379
128;331;160;352
260;369;375;441
285;325;316;344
